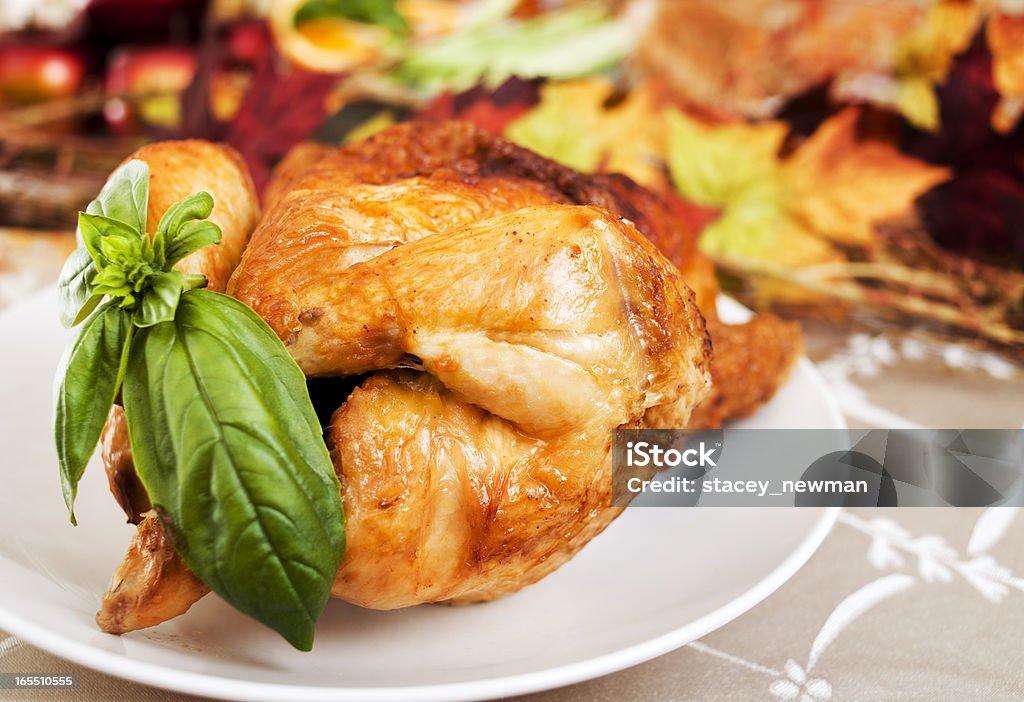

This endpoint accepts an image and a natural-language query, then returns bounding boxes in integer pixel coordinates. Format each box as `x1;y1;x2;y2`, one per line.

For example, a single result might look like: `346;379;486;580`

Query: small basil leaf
165;221;222;268
135;270;184;328
78;213;144;269
123;290;344;651
57;247;98;328
71;293;104;327
155;192;221;267
85;160;150;235
157;192;213;238
54;301;133;525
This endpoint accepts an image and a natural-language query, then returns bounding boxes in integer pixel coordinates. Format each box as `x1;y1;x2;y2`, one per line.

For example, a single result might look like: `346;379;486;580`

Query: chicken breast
266;121;799;426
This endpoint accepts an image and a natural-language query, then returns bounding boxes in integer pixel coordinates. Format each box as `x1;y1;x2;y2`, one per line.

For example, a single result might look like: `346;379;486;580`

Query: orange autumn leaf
782;108;951;247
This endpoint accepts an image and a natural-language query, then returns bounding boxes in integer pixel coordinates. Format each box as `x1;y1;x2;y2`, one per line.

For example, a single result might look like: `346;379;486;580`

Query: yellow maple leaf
504;77;667;188
665;108;841;272
664;109;787;209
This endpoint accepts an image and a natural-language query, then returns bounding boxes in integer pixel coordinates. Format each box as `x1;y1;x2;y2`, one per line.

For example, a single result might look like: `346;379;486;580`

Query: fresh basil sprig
54;160;344;651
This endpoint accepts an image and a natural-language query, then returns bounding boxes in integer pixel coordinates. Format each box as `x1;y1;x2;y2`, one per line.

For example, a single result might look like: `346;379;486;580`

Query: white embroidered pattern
840;509;1024;602
688;507;1020;698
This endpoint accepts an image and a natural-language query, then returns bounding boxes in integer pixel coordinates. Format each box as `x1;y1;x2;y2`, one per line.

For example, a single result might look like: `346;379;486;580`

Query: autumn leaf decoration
987;12;1024;134
831;0;1024;135
666;107;949;267
665;108;1023;348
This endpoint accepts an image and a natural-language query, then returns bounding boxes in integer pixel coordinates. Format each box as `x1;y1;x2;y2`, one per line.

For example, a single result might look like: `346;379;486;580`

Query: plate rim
0;506;839;702
0;288;845;701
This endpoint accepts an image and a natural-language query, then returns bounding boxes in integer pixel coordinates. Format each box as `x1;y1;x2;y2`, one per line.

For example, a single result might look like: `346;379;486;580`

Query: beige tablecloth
2;229;1022;701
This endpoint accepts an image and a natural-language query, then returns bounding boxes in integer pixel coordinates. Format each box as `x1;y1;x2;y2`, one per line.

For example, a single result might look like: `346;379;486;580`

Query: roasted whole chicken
95;122;800;634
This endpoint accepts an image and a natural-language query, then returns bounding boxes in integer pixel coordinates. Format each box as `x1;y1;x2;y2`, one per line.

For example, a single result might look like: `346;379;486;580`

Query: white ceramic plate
0;291;843;702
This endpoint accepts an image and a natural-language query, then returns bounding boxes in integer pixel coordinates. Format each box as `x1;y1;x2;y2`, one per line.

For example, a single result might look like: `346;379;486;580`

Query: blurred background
0;0;1022;394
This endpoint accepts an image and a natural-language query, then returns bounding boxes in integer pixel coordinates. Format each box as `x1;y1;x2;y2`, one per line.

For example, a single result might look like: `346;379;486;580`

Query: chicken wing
96;510;210;634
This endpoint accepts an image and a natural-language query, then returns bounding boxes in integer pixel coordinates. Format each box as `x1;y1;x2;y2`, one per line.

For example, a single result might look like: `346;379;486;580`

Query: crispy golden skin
231;202;710;609
332;372;625;608
263;121;718;312
230;175;563;365
689;317;804;428
100;405;149;525
97;140;259;633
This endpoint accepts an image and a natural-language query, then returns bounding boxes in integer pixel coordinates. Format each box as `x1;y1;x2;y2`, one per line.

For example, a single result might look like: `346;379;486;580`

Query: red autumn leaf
173;22;336;195
906;30;1000;168
918;169;1024;267
906;30;1024;267
223;52;336;192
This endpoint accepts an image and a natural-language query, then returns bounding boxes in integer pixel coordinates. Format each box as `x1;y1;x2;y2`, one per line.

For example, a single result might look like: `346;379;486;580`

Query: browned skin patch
689;316;804;428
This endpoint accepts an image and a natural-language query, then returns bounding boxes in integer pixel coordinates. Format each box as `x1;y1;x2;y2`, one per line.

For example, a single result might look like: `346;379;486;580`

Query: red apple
0;45;86;106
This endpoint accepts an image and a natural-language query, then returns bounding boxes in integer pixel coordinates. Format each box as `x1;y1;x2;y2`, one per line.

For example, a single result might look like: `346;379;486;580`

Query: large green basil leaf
57;247;99;328
85;160;150;235
123;290;344;651
54;301;133;524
